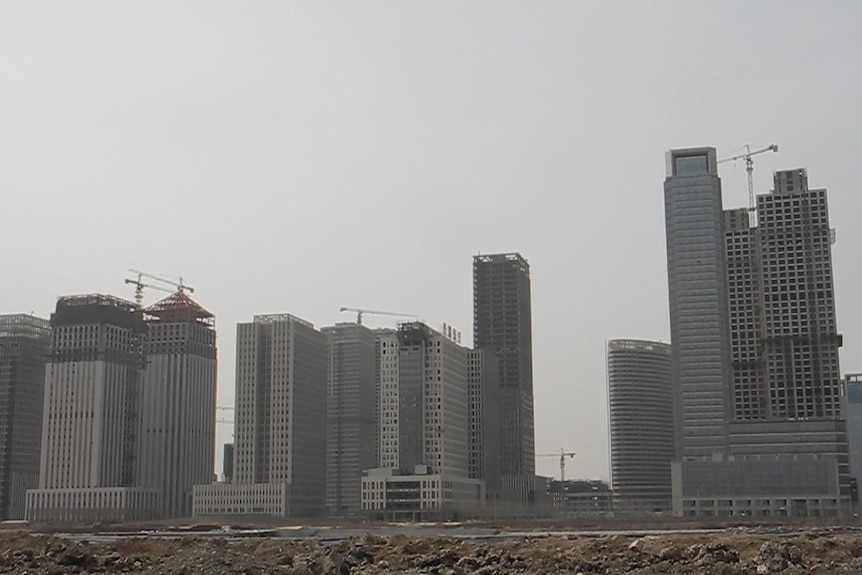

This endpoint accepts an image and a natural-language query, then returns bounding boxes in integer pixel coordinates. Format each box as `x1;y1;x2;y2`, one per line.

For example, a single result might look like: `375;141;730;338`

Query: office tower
223;443;234;483
0;314;50;520
233;314;326;516
396;322;469;476
473;253;535;482
663;148;731;459
375;328;399;469
26;295;158;523
322;322;376;516
136;291;217;519
467;349;501;497
757;168;842;420
723;208;767;421
844;375;862;482
606;339;674;512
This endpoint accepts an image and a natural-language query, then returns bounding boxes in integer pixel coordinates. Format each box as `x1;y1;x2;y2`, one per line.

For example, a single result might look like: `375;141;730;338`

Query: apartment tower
233;314;326;516
0;314;51;520
606;339;674;512
322;322;376;516
663;148;732;459
473;253;535;492
136;291;217;519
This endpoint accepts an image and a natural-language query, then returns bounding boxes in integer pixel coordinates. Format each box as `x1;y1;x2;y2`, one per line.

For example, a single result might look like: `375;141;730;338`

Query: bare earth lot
4;527;862;574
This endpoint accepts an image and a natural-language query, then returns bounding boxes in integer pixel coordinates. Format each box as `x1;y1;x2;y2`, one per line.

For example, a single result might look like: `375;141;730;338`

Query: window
674;154;709;176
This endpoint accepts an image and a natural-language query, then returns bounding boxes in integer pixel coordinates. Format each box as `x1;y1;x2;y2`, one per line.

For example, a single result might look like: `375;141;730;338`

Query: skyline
3;2;862;483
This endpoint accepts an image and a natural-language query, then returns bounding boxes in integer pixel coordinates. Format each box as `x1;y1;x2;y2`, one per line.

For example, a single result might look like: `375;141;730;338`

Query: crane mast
717;144;778;227
537;448;576;482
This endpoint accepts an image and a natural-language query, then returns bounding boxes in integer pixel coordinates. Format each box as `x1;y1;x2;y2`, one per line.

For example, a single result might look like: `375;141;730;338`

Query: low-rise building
192;483;289;517
360;466;483;521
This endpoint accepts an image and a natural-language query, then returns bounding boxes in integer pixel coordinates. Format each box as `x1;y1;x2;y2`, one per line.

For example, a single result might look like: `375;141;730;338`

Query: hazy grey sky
2;2;861;482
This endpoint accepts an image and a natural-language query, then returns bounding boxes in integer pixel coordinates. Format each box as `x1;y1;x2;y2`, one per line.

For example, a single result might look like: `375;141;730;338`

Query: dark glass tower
472;253;534;479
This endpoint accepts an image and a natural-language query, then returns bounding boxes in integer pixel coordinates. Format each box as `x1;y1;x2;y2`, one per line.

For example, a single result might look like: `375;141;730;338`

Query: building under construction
0;314;51;520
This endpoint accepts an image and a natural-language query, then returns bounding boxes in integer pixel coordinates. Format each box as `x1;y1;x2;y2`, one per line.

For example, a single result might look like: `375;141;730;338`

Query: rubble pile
2;530;862;574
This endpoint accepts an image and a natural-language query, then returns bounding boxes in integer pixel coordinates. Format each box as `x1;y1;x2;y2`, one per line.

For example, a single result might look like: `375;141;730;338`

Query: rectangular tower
233;314;326;517
758;168;842;420
26;295;158;523
723;207;767;421
664;148;731;459
0;314;50;520
472;253;534;479
468;349;502;497
137;291;217;519
322;322;376;517
375;328;400;469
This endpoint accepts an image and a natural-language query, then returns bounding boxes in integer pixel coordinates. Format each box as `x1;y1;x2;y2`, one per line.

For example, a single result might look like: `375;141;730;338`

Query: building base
25;488;160;524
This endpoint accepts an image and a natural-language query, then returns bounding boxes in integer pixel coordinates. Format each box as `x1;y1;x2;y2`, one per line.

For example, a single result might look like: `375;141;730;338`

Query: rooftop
145;291;215;326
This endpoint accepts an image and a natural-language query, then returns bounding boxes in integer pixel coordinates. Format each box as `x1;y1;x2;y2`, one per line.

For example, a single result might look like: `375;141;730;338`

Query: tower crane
339;307;418;326
717;144;778;227
125;269;195;306
537;448;576;482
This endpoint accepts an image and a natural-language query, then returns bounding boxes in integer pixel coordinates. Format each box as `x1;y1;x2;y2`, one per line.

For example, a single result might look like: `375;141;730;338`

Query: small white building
192;482;289;517
360;466;484;521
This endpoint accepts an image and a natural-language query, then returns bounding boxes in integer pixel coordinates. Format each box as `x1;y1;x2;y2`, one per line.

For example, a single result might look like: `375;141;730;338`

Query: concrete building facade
473;253;535;498
606;339;674;513
375;328;399;470
360;466;483;521
137;291;217;519
467;349;501;498
0;314;51;520
663;147;732;460
844;374;862;483
26;295;159;523
396;322;469;477
322;322;376;517
194;314;326;518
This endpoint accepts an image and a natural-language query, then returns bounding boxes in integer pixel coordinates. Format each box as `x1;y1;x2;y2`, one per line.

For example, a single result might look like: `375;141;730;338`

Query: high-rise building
606;339;674;513
26;295;159;523
396;322;469;476
663;148;732;459
196;314;327;517
723;207;767;421
472;253;535;485
136;291;217;519
467;349;501;497
322;322;376;517
665;155;851;517
375;328;399;469
757;168;842;420
0;314;50;520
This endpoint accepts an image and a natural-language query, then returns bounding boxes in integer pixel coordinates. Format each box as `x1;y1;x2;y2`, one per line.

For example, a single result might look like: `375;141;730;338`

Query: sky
2;1;861;483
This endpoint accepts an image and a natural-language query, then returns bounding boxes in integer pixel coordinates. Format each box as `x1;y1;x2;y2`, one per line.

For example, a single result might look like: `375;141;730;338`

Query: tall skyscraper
473;253;535;483
467;349;501;497
758;168;842;420
663;148;732;459
665;152;851;517
322;322;376;517
606;339;674;512
26;295;159;523
136;291;217;519
233;314;326;517
0;314;50;520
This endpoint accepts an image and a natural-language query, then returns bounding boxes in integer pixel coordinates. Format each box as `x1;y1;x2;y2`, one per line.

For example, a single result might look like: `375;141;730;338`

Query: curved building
607;339;673;513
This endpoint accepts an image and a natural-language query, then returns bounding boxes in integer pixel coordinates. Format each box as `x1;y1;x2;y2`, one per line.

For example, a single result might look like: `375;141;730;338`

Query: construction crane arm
339;307;418;325
717;144;779;164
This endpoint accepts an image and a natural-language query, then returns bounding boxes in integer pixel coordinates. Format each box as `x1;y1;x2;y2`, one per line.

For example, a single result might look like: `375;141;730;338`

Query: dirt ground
4;528;862;574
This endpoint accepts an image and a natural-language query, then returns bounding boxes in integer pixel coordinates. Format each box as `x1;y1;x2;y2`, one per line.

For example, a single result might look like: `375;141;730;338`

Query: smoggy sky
2;1;861;482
